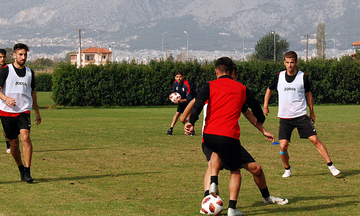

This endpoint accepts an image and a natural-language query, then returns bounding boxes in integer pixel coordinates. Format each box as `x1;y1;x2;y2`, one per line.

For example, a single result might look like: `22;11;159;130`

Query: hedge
35;73;52;91
50;57;360;106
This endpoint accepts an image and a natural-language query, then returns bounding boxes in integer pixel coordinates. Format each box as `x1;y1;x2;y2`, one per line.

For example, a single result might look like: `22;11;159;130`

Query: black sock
285;166;291;170
228;200;237;209
210;176;218;185
6;141;10;149
18;164;24;172
260;187;270;199
204;190;209;197
327;162;333;166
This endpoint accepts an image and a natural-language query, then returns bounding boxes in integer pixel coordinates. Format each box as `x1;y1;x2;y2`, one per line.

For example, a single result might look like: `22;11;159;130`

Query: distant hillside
0;0;359;52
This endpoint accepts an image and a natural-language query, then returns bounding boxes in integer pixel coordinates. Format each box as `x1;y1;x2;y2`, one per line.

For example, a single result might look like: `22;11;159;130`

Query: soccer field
0;92;358;215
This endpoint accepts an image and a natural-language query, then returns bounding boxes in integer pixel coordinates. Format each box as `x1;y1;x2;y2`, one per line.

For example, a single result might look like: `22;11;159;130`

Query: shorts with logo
279;115;317;141
1;112;31;140
203;133;255;171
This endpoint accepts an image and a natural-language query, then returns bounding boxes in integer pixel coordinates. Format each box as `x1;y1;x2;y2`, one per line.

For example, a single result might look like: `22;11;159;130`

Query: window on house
103;55;107;60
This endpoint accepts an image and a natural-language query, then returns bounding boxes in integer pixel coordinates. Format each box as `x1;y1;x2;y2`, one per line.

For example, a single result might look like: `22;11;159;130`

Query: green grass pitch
0;92;358;215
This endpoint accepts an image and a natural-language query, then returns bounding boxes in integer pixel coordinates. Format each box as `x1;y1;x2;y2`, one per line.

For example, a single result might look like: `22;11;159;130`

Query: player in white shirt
263;51;340;178
0;43;41;183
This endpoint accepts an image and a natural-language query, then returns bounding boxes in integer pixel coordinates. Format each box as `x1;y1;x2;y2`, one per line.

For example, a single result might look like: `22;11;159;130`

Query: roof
81;47;112;54
352;41;360;46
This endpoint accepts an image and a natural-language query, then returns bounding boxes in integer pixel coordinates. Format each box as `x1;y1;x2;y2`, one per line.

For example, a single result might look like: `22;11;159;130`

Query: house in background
70;47;112;66
351;41;360;59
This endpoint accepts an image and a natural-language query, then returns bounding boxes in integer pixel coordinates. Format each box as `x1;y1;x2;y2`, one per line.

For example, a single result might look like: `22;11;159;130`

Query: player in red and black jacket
0;48;11;153
167;70;194;135
185;57;288;214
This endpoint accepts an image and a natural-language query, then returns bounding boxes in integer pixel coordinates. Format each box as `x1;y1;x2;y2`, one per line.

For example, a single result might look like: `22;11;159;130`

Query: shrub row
35;73;52;91
50;57;360;106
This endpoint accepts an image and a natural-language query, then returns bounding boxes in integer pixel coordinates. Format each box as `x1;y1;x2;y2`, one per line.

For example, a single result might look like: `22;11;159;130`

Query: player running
0;43;42;183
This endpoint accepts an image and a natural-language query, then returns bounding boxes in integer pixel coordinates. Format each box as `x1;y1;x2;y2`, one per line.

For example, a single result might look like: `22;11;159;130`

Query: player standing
185;57;288;216
167;70;194;135
0;43;41;182
263;51;340;178
0;49;11;153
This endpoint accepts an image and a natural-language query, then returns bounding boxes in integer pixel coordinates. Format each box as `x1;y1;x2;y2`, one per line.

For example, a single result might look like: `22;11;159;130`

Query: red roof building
71;47;113;67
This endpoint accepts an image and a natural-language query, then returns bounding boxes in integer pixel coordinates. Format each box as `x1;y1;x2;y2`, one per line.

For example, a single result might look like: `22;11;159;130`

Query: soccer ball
169;92;181;103
201;194;223;215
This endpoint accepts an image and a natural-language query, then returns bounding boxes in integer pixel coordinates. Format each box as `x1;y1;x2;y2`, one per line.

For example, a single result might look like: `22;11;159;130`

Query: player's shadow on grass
294;169;359;178
243;195;358;215
37;171;162;183
34;147;107;153
0;172;161;184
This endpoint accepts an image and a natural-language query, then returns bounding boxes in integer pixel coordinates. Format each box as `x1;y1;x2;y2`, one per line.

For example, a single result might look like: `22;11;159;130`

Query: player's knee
249;163;263;177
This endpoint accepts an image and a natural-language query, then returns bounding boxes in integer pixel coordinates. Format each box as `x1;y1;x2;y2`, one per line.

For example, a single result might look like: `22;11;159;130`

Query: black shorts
177;102;188;113
1;113;31;140
279;115;317;141
203;133;255;171
202;142;225;170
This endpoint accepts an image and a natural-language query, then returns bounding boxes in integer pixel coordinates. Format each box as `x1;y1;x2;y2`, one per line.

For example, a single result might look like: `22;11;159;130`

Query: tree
316;23;326;59
64;50;77;62
253;32;289;61
4;47;14;63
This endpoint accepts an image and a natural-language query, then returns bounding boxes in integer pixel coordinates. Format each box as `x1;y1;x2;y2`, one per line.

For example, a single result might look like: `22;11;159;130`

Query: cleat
263;195;289;205
209;182;219;195
167;128;173;135
6;148;10;154
227;208;243;216
191;129;195;136
282;169;291;178
23;168;33;183
328;165;340;177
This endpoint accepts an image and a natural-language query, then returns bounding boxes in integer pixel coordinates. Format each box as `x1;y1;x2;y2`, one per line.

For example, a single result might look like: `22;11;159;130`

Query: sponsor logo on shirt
284;87;296;91
15;81;27;86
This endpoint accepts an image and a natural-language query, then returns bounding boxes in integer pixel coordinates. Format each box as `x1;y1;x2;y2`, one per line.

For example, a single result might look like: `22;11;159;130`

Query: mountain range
0;0;359;54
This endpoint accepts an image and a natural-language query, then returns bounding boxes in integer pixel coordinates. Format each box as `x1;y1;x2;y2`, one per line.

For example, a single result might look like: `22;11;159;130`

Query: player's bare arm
180;98;195;124
0;86;16;107
243;109;274;142
305;91;315;123
31;90;41;125
263;88;272;116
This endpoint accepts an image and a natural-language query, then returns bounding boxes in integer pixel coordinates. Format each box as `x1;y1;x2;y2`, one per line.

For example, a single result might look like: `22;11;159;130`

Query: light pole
162;32;167;58
272;31;276;61
76;28;85;66
94;29;100;65
184;31;188;61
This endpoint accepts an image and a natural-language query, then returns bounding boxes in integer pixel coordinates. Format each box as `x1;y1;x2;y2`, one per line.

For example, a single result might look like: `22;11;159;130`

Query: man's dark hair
13;43;29;52
0;49;6;56
175;70;184;76
215;57;233;74
283;51;297;61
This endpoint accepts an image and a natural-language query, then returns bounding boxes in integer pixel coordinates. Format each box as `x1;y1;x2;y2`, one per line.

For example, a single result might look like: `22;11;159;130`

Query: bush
52;58;360;106
35;73;52;91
